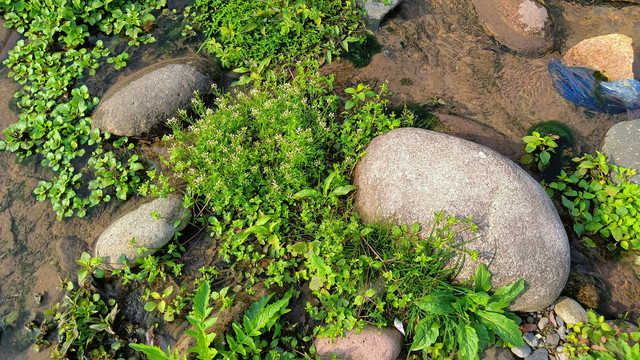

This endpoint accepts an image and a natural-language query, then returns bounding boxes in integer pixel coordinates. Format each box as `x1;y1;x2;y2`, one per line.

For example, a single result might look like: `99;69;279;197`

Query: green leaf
330;185;358;196
457;322;479;360
144;302;157;312
345;100;355;110
410;318;439;351
192;281;211;319
476;309;523;347
520;154;533;165
93;268;105;279
605;186;620;197
78;269;88;282
293;189;319;199
415;292;455;315
474;264;492;293
489;279;525;309
539;151;551;165
129;343;175;360
470;321;490;351
309;276;323;291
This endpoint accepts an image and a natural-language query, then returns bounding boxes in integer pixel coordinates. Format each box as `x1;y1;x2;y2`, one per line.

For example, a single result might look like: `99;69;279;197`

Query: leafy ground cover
0;0;167;219
182;0;366;84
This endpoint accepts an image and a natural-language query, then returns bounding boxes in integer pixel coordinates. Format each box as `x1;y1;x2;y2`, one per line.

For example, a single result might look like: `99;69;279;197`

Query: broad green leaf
476;309;523;347
474;264;492;293
410;318;439;351
489;279;525;309
330;185;358;196
144;302;157;312
470;321;490;351
293;189;320;199
457;322;479;360
129;343;176;360
539;151;551;165
309;275;323;291
192;281;211;319
605;186;620;197
415;292;455;315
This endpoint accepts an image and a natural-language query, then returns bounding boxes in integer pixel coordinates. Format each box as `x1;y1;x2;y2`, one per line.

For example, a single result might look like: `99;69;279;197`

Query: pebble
537;317;549;330
556;316;565;327
555;347;569;360
554;296;587;325
526;348;549;360
556;326;567;341
527;316;535;323
546;332;560;347
523;332;539;347
511;345;532;358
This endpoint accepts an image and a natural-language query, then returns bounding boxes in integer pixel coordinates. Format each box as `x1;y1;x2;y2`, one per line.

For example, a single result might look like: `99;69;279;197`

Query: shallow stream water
1;0;640;358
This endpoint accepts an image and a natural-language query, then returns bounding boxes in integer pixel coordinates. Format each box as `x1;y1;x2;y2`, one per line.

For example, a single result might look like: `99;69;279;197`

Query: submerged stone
601;119;640;184
356;0;403;30
471;0;554;57
354;128;570;311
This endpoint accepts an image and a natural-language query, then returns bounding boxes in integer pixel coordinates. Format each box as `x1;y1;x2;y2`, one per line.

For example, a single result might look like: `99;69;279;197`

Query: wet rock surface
561;33;635;82
94;195;189;268
471;0;554;57
354;128;570;311
92;57;220;138
601;120;640;184
314;325;404;360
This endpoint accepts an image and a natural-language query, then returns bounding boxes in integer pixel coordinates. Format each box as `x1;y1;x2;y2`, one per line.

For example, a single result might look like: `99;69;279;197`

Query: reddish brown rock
562;34;634;81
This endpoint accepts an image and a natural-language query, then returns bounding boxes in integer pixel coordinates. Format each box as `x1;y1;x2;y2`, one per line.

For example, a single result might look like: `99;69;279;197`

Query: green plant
563;310;640;359
183;0;365;84
0;0;167;219
546;152;640;250
144;286;175;321
46;279;122;359
76;252;105;283
521;131;559;172
131;282;299;360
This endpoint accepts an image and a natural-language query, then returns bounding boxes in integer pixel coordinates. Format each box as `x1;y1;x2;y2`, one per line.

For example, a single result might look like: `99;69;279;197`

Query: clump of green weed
183;0;366;84
563;310;640;359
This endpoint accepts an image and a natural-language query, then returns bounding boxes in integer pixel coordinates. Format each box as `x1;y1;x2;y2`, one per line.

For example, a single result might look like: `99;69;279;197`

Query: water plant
0;0;167;220
521;131;559;172
563;310;640;359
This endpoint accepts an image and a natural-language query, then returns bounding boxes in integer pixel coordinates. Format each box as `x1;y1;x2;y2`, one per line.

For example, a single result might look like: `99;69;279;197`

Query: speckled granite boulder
95;195;189;268
601;120;640;184
92;57;220;138
314;325;403;360
562;34;634;82
354;128;570;311
471;0;554;57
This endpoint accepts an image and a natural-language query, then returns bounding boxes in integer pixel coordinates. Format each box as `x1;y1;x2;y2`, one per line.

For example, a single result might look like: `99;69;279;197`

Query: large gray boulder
314;325;403;360
354;128;569;312
601;120;640;185
92;57;220;138
95;195;189;268
356;0;402;30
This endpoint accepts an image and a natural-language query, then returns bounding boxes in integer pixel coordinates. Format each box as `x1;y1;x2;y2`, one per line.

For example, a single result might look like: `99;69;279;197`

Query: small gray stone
356;0;402;30
354;128;570;311
554;296;587;325
94;195;189;268
537;317;549;330
314;325;403;360
92;57;220;138
545;332;560;347
556;316;564;327
527;316;535;323
555;346;570;360
526;348;549;360
483;345;517;359
601;120;640;185
511;345;532;358
523;332;539;347
556;326;566;341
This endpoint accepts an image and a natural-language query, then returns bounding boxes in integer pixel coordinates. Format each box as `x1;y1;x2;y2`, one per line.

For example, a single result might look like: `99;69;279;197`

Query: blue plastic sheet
548;59;640;118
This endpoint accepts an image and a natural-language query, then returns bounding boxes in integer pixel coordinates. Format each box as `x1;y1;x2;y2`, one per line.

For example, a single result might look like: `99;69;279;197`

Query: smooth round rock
526;348;549;360
554;296;588;325
354;128;570;311
483;345;517;360
314;325;403;360
562;34;634;82
94;195;189;268
523;332;539;347
601;120;640;185
471;0;553;57
510;344;532;358
545;332;560;347
92;57;220;138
